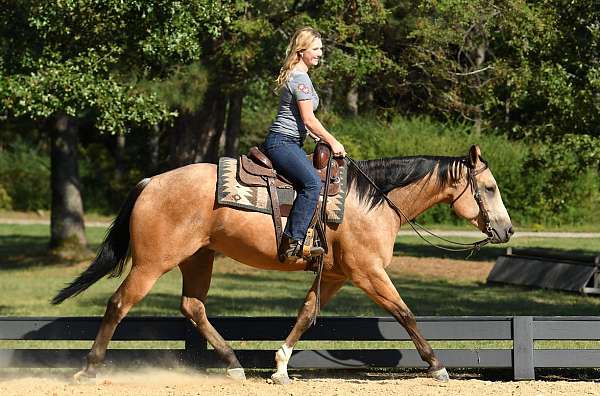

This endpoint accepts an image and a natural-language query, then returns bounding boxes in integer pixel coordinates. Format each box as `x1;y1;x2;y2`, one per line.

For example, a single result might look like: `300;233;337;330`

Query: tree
0;1;231;255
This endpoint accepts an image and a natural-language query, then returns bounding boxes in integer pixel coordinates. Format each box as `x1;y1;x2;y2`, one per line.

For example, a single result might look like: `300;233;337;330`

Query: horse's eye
486;185;496;193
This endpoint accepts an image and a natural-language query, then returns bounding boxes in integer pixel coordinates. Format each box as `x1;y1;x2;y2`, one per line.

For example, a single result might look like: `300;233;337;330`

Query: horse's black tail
51;178;151;305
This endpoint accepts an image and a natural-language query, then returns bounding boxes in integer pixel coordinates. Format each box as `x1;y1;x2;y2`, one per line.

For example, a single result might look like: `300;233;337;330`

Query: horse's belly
208;206;307;271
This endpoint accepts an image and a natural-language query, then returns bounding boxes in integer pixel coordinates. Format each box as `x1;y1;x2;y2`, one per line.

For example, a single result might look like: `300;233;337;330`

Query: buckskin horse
52;144;512;384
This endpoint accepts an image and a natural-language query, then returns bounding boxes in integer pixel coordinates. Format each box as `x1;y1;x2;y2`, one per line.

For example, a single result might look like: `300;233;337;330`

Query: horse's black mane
347;156;468;210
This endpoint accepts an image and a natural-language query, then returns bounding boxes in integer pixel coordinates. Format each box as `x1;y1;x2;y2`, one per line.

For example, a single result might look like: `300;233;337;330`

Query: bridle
449;159;494;239
345;156;494;255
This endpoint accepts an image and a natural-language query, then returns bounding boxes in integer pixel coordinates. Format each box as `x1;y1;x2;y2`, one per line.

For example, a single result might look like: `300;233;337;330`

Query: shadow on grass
80;272;600;318
0;234;100;270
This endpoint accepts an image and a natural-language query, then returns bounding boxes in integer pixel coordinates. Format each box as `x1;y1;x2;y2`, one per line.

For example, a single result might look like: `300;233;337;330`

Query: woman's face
300;38;323;67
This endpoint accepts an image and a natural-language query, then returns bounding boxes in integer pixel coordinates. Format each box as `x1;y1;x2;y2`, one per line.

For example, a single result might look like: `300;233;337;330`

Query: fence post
512;316;534;380
184;321;207;367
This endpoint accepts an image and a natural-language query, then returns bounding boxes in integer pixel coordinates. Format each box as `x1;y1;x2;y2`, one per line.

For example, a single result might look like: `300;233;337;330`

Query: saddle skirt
216;157;348;224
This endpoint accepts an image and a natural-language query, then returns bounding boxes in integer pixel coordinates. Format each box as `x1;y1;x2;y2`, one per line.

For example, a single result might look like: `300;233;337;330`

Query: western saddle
238;143;344;264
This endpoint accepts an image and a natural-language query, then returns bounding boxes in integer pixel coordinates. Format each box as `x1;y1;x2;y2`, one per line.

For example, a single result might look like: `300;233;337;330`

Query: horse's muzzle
490;225;513;244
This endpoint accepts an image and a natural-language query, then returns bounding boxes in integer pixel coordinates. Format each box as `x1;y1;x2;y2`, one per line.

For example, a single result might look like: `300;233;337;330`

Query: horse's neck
386;176;450;226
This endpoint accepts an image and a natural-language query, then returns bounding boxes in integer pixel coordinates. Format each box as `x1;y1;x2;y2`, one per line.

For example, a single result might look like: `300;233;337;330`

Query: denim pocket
264;133;298;152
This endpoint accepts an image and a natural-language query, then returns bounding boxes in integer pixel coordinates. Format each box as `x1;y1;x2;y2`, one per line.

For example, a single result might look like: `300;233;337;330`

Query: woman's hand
329;140;346;157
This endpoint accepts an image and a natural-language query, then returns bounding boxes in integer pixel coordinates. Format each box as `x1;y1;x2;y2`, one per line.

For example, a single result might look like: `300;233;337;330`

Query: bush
327;116;599;227
0;141;50;211
0;184;12;209
1;113;597;228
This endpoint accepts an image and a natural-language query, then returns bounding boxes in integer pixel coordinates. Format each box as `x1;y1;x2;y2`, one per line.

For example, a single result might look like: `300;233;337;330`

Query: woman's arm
297;99;346;156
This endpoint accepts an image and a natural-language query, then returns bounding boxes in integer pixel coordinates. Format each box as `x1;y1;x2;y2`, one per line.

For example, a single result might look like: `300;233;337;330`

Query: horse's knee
288;298;318;338
180;296;206;323
299;300;318;327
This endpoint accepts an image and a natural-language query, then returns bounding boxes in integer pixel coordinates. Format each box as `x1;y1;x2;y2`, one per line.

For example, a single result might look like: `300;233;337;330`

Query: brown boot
278;235;301;262
278;235;324;262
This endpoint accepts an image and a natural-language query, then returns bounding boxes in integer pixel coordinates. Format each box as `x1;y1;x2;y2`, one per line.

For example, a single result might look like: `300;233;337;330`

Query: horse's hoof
226;367;246;381
429;367;449;382
270;371;291;385
73;369;95;384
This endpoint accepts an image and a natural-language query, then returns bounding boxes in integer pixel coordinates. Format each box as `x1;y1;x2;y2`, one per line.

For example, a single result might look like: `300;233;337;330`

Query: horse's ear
468;145;481;167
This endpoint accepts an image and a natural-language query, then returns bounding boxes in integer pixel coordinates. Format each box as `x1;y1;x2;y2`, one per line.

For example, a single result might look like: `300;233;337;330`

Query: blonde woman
262;27;346;261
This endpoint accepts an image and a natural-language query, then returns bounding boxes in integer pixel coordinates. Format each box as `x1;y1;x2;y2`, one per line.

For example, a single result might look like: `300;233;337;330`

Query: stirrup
305;245;325;257
284;241;324;261
302;227;324;258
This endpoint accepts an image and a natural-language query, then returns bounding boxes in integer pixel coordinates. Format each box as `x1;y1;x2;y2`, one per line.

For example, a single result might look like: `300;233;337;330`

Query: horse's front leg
271;274;345;385
350;264;449;382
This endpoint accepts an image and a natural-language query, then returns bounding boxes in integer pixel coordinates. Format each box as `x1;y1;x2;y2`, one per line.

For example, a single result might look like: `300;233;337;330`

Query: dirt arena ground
1;368;600;396
2;258;599;395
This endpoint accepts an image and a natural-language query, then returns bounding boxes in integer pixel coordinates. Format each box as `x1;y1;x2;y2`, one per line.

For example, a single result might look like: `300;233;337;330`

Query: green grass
1;223;600;352
1;223;599;317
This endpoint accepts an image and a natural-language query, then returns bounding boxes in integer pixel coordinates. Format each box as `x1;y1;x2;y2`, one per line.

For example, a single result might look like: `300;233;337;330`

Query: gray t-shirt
268;70;319;142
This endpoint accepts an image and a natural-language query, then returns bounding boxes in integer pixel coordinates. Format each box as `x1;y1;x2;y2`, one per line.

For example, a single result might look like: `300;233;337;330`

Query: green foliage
0;0;234;133
328;116;599;226
517;140;600;225
1;0;598;229
0;141;50;211
398;0;600;167
78;140;146;214
0;184;12;209
138;63;209;113
1;53;172;132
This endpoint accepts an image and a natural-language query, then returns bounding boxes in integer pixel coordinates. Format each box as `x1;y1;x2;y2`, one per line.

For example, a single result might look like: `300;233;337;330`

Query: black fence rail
1;316;599;380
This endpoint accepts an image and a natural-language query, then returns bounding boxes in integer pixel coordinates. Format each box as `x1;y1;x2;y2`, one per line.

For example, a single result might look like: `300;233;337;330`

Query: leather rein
345;156;493;255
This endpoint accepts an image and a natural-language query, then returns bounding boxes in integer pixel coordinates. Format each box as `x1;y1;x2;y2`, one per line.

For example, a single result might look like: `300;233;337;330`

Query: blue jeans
263;133;322;242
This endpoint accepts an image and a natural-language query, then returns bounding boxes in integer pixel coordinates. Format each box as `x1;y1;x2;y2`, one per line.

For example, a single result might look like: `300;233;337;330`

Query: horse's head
449;145;513;243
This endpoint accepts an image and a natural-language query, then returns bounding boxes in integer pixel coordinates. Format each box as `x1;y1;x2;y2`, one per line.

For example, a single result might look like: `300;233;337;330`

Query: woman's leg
265;140;321;241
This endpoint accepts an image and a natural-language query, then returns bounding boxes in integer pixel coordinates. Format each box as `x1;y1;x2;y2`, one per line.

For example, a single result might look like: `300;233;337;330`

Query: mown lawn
1;223;600;353
1;223;599;318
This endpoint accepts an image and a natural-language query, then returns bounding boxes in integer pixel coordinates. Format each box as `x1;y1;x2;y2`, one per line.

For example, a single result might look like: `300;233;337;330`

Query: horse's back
126;161;346;274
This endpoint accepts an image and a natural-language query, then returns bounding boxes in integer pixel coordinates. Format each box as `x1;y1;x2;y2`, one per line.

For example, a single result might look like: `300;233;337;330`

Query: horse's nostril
507;226;514;236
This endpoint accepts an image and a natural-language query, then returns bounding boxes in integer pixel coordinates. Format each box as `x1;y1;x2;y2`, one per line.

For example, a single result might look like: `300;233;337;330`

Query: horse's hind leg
179;249;245;380
74;266;162;381
350;265;449;382
271;275;346;384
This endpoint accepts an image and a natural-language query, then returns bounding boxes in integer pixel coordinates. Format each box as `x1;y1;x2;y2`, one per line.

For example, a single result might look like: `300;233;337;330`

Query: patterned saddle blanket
216;157;348;224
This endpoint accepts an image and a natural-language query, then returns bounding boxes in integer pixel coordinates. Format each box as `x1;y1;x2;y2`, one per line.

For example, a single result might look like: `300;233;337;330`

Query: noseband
449;160;494;238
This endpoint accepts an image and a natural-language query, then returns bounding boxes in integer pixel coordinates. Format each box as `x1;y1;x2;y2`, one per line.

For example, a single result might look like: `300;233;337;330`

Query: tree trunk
197;89;227;163
472;42;487;134
113;133;126;183
225;90;243;157
50;113;88;256
168;80;227;168
169;82;227;168
148;124;161;174
346;86;359;116
169;110;198;168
